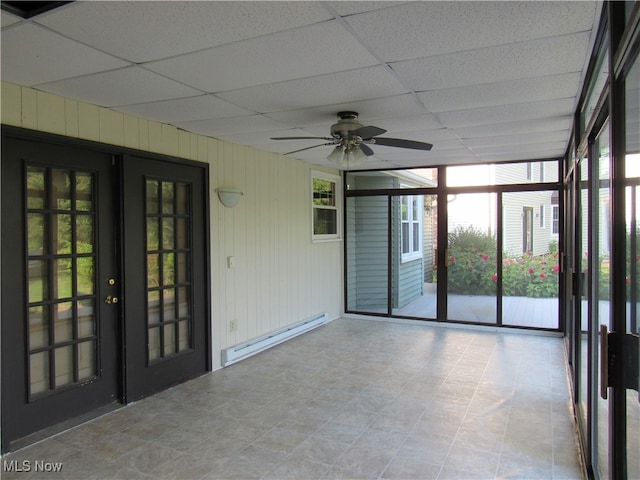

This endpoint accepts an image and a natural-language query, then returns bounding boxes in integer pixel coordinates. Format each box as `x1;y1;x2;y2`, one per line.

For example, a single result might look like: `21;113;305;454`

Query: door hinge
600;325;639;399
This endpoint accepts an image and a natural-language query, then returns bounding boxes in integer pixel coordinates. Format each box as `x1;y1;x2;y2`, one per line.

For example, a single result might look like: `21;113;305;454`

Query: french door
1;132;209;452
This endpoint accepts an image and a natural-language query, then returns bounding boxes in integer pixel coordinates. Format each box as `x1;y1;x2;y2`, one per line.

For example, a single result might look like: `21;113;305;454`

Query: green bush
447;226;560;298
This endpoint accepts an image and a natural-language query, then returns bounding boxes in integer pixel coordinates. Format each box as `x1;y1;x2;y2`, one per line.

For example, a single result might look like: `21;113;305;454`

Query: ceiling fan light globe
327;146;345;164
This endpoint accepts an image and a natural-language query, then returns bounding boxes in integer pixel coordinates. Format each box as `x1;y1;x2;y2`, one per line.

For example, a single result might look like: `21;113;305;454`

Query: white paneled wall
1;81;343;370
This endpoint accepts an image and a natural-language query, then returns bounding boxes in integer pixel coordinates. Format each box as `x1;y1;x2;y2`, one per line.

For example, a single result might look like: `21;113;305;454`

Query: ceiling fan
270;111;433;167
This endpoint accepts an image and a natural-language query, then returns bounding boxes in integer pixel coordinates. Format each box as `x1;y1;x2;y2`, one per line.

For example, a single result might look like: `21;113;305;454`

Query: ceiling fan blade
284;142;336;155
359;143;375;156
271;136;333;141
352;126;386;139
372;137;433;151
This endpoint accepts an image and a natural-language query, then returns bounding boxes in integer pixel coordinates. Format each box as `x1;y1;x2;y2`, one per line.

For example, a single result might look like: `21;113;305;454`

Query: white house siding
1;82;343;371
503;191;557;256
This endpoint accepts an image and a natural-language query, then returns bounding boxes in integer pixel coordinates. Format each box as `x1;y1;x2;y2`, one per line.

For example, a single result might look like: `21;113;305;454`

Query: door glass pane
76;215;94;253
346;196;389;314
78;340;96;381
30;351;49;395
625;54;640;480
78;300;95;338
502;192;560;329
392;194;437;319
25;166;99;396
54;345;74;387
52;169;71;210
146;179;192;361
27;213;47;255
595;123;610;480
54;302;73;343
29;305;48;349
578;156;589;436
75;172;93;211
447;193;497;324
26;166;46;209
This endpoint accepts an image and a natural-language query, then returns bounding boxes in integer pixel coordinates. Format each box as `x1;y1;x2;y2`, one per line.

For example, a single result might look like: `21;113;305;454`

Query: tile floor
2;318;584;479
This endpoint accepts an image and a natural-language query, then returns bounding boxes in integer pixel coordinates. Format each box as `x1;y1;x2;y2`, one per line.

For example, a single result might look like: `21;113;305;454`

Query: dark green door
1;136;120;451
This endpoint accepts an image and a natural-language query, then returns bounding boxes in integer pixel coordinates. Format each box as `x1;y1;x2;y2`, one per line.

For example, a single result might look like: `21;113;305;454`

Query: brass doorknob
105;295;119;304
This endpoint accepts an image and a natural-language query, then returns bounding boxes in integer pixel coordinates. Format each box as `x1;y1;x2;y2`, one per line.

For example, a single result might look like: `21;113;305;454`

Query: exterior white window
540;204;545;228
552;205;560;234
401;194;423;262
312;171;341;241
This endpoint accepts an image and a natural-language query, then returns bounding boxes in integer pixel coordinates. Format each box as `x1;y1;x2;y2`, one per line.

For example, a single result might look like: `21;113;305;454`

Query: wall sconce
216;188;243;208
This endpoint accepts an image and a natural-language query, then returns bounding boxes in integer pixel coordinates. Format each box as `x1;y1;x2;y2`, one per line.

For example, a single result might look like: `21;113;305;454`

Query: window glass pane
346;196;389;314
313;178;335;206
346;168;438;190
580;37;609;134
447;193;497;324
176;252;189;284
176;218;189;249
447;161;558;186
313;209;337;235
178;287;190;318
624;52;640;480
502;192;559;328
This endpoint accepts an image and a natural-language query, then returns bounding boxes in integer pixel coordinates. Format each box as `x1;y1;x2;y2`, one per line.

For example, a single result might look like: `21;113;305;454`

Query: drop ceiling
1;1;602;170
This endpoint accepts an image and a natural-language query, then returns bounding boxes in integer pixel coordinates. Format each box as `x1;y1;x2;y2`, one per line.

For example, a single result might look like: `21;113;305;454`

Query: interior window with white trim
312;171;341;241
401;194;422;261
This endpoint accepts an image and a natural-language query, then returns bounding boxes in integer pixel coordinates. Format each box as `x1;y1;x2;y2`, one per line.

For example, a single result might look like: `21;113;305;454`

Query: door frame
0;126;212;452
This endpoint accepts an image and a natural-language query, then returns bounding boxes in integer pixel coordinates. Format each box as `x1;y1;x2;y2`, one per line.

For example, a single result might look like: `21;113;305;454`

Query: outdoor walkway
2;318;583;479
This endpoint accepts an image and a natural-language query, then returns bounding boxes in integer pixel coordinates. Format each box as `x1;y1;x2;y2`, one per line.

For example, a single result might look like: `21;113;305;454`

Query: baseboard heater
222;312;327;367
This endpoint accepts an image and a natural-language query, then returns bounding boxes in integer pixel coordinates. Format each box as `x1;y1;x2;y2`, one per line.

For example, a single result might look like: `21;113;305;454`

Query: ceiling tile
265;94;429;128
325;1;408;16
463;130;569;148
174;114;289;137
437;98;576;128
35;1;334;63
145;21;380;93
114;95;254;124
39;66;201;107
391;32;590;91
216;66;408;113
345;1;596;62
453;117;574;139
418;73;581;113
1;23;129;86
